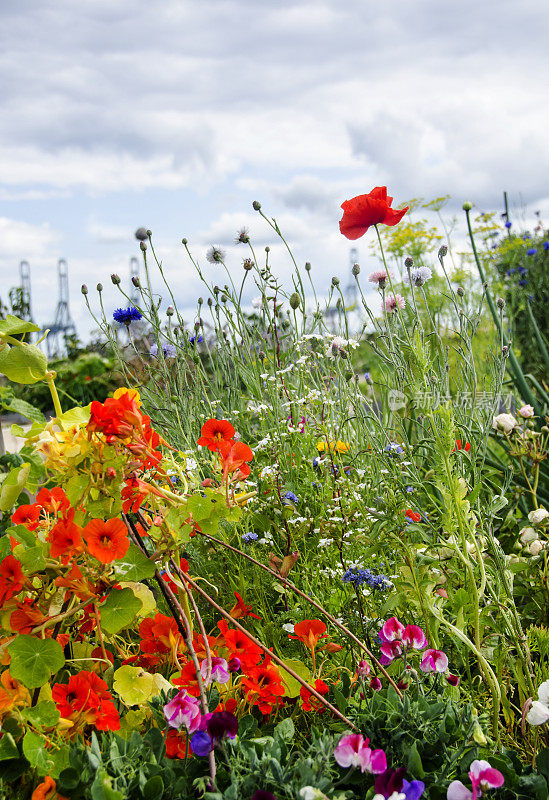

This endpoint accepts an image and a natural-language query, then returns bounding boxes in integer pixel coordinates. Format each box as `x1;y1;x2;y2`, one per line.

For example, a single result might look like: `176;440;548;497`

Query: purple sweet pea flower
190;730;213;757
200;656;230;685
374;767;425;799
334;733;387;774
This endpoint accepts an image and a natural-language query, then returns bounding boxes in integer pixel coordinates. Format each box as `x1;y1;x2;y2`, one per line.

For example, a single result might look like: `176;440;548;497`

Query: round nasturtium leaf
8;635;65;689
0;344;48;384
117;582;156;617
100;588;143;634
278;659;312;698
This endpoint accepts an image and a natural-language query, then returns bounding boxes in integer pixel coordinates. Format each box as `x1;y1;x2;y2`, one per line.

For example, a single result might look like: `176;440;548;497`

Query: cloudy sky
0;0;547;339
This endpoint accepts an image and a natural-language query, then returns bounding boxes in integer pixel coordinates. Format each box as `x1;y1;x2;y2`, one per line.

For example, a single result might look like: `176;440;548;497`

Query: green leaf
100;588;143;634
17;544;46;573
0;464;31;512
274;718;294;743
278;659;311;698
65;473;90;507
22;730;54;773
113;544;155;582
90;768;125;800
1;396;45;423
9;523;37;548
0;344;48;384
22;700;60;728
407;741;425;779
8;635;65;688
518;773;548;800
57;404;91;430
0;733;20;761
537;748;549;782
0;315;40;336
143;775;164;799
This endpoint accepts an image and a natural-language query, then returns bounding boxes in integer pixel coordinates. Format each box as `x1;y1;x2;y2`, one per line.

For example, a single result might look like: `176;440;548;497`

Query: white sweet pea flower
493;413;517;434
518;404;535;418
529;540;545;556
519;527;538;545
527;680;549;725
529;507;549;526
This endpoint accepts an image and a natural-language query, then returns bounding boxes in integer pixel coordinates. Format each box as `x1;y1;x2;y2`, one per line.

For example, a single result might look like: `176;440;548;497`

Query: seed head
206;246;226;264
243;258;254;271
235;227;250;244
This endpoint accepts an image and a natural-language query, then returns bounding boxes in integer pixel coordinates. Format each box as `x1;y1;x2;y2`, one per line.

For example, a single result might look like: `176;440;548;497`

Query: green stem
45;371;63;418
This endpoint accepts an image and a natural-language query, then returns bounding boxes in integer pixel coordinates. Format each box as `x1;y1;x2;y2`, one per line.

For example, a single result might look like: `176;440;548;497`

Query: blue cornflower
527;248;537;256
405;486;415;493
189;334;204;344
506;268;516;275
113;307;142;325
283;491;299;506
517;266;528;275
385;442;404;458
364;371;371;381
543;241;549;251
523;233;531;240
150;342;176;358
242;532;258;543
505;220;512;229
519;279;527;287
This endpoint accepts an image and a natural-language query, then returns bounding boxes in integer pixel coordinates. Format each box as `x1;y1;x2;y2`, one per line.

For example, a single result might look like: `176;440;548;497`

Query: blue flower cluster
342;567;391;591
242;532;258;543
385;442;404;458
113;307;142;325
283;491;299;506
150;342;176;358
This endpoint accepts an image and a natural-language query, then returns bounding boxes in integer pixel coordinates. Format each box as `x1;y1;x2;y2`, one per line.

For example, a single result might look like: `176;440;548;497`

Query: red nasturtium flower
31;775;67;800
52;670;120;731
197;419;235;451
241;656;286;715
217;440;254;481
83;518;130;563
36;486;70;514
47;512;84;564
0;556;26;605
289;619;328;650
229;591;261;620
11;503;41;531
339;187;409;240
300;678;330;712
10;598;47;634
217;619;262;671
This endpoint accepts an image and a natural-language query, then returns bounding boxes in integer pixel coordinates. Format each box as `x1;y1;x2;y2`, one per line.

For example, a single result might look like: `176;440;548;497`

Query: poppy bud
135;227;148;241
496;297;505;309
140;241;147;252
290;293;300;310
438;245;448;258
132;276;141;288
167;307;174;317
305;261;311;271
404;257;414;268
252;200;261;210
462;201;472;211
96;283;103;292
352;263;360;276
81;284;88;295
111;273;121;285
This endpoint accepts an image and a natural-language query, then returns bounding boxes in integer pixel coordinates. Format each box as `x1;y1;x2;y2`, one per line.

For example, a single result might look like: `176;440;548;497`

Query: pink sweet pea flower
201;656;230;685
447;759;504;799
380;617;405;642
420;649;449;673
402;624;428;650
379;618;428;664
163;689;202;732
334;733;387;774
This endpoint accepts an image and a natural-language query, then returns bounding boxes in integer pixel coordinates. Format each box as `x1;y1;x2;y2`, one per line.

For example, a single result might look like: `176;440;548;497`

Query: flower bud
132;276;141;288
96;283;103;292
496;297;505;309
462;201;472;211
290;293;300;310
305;262;311;271
207;298;213;307
243;258;253;271
134;227;148;241
252;200;261;211
140;241;147;252
356;660;371;677
404;257;414;268
457;287;465;297
146;229;152;238
166;307;174;317
182;237;188;245
81;284;88;295
438;245;448;258
111;273;121;285
502;345;509;357
352;263;360;276
332;276;340;286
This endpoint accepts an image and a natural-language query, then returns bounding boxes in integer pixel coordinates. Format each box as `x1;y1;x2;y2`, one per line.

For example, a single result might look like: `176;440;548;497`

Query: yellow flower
316;440;350;453
113;387;142;408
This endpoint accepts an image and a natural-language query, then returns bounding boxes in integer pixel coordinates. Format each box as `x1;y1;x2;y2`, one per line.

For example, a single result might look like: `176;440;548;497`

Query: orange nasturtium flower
197;418;235;451
289;619;328;650
217;440;254;481
31;775;68;800
83;518;130;563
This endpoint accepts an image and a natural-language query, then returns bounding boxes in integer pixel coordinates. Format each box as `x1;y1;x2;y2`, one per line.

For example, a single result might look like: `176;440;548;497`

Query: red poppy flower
339;187;409;240
300;678;330;712
11;503;41;531
36;487;70;514
197;419;235;451
452;438;471;453
289;619;327;650
229;591;261;620
83;518;130;563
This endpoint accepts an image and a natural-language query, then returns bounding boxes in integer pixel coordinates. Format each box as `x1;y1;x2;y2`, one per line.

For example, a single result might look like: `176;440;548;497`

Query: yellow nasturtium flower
316;440;350;454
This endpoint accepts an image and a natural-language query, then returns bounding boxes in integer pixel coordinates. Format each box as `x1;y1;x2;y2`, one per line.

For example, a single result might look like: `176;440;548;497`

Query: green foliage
8;635;65;688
